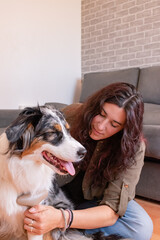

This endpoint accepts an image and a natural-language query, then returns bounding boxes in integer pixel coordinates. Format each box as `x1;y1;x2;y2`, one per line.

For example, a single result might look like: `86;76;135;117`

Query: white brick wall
82;0;160;75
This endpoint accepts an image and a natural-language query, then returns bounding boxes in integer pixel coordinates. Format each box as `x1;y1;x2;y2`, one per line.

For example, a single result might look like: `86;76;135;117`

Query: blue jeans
77;199;153;240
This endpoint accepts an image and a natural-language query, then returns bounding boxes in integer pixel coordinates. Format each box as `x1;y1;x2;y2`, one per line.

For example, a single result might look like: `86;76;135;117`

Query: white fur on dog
0;107;86;240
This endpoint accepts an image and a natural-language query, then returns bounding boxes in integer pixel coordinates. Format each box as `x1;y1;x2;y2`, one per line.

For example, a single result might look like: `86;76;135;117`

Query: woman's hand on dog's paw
24;204;64;234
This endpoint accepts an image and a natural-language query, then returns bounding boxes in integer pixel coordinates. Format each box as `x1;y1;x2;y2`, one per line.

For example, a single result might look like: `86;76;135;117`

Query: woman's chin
90;133;101;140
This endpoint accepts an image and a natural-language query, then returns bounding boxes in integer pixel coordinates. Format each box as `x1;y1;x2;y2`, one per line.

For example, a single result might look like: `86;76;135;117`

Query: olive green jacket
58;103;145;217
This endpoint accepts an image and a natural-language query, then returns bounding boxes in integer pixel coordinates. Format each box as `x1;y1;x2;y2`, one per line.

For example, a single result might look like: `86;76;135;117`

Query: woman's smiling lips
92;126;103;136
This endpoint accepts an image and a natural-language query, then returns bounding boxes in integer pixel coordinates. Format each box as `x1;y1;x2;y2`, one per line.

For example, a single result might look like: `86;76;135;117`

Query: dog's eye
46;132;57;137
42;132;58;142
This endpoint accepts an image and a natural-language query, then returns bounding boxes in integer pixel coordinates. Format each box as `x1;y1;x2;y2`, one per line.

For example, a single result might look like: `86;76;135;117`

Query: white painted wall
0;0;81;109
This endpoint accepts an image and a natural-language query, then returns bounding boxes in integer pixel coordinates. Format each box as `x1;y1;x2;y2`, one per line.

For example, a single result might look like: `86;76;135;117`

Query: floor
136;197;160;240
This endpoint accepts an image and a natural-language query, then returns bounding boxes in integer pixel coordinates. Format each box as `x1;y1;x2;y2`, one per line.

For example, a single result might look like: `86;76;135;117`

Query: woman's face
90;102;126;140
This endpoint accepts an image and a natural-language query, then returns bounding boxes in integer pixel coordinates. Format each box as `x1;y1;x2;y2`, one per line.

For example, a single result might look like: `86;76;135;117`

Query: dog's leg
17;191;49;240
27;232;43;240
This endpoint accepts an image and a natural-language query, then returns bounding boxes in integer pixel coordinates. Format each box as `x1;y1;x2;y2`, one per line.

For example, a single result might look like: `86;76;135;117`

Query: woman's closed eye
111;122;118;128
99;110;107;118
111;122;120;128
100;112;106;118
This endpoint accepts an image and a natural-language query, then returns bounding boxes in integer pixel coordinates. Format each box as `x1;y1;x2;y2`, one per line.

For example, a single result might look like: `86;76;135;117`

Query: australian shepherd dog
0;106;123;240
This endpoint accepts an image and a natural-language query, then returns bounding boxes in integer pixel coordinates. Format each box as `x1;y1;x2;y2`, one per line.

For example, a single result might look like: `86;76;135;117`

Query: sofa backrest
0;109;21;128
80;68;140;102
137;66;160;105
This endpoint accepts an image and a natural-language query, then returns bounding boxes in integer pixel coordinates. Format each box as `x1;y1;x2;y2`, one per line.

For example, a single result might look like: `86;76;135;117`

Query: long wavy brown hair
71;82;144;186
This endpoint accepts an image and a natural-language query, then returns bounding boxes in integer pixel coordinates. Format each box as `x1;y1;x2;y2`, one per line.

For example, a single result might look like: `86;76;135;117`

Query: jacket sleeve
99;141;145;217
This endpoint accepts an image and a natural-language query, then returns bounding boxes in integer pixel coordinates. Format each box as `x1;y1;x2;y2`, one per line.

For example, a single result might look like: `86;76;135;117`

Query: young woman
24;82;153;240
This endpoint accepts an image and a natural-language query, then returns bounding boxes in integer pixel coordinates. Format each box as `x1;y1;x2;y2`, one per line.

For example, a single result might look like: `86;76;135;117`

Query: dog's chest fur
0;134;53;240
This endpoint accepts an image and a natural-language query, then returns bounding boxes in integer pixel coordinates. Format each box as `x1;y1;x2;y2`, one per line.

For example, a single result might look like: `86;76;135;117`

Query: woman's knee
134;212;153;240
105;200;153;240
125;200;153;240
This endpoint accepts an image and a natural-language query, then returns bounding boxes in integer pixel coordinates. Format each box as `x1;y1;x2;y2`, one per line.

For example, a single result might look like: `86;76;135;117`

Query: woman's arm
24;204;118;235
70;205;118;228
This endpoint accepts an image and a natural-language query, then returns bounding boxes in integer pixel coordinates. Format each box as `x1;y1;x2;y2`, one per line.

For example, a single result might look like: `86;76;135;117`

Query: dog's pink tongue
61;160;75;176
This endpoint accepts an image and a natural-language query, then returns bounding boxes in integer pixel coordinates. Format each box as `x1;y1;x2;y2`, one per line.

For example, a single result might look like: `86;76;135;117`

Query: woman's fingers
25;204;45;215
24;205;46;223
24;224;42;235
24;205;46;235
24;217;35;227
24;217;44;235
24;205;61;235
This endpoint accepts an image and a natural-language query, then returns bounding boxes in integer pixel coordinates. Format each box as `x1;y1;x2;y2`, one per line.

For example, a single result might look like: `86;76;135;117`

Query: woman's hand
24;205;63;235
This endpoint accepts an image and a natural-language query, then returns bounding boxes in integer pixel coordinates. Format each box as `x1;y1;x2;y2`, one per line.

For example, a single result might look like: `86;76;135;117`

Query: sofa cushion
143;103;160;125
138;66;160;104
136;159;160;201
143;103;160;160
80;68;140;102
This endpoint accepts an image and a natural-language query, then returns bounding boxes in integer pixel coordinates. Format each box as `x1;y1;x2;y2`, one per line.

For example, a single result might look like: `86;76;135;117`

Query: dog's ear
5;106;43;144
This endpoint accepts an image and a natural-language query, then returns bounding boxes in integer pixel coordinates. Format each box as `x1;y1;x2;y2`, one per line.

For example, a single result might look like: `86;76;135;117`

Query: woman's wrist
65;209;74;228
58;208;70;229
58;208;74;230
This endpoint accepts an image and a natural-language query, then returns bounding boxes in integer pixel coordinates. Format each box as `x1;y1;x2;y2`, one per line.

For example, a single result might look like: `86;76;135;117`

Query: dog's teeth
43;151;68;174
47;153;52;158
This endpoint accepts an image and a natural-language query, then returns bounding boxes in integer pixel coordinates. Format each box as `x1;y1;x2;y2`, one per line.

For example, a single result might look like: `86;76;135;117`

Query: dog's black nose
77;147;87;159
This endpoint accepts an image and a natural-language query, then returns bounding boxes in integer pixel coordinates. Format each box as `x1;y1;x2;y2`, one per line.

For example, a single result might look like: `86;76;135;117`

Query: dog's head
5;106;86;176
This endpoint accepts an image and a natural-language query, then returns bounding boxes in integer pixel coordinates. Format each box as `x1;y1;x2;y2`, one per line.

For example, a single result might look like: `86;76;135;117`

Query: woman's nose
98;119;108;130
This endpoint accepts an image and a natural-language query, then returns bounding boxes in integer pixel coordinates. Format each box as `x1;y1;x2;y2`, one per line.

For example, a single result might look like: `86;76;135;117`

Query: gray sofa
0;65;160;201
